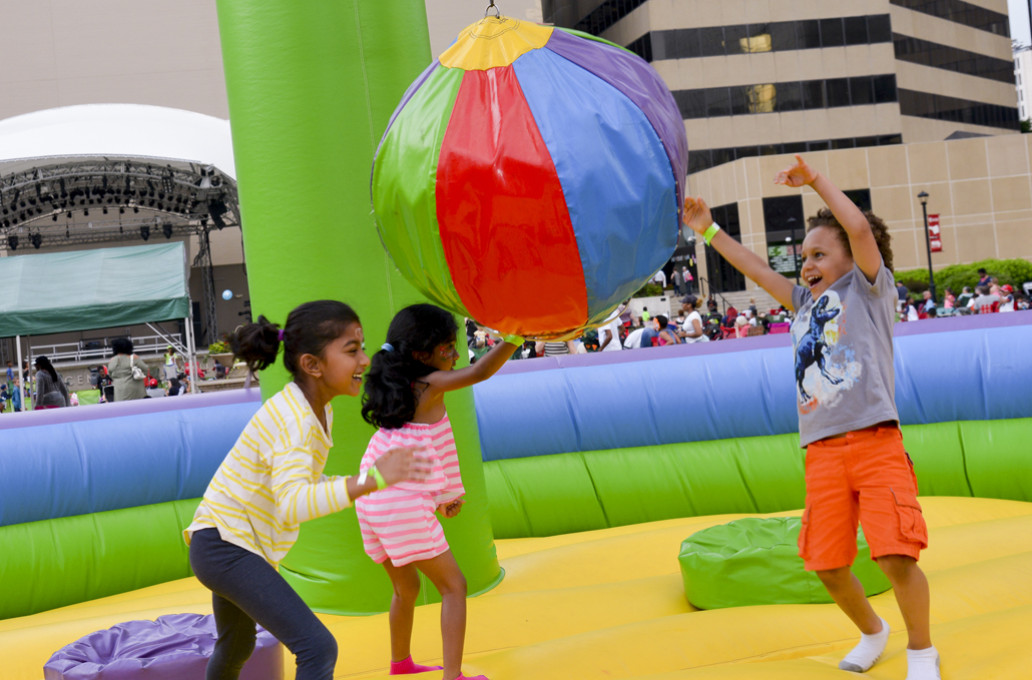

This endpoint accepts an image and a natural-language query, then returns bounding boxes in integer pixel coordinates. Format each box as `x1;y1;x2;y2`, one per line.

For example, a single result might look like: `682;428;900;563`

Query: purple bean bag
43;613;283;680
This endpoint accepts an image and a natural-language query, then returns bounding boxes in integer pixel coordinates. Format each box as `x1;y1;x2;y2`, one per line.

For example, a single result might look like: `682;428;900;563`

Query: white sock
839;617;890;672
905;645;941;680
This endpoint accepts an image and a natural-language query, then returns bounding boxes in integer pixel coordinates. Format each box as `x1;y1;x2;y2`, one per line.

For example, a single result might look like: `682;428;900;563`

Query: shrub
894;258;1032;296
632;282;664;298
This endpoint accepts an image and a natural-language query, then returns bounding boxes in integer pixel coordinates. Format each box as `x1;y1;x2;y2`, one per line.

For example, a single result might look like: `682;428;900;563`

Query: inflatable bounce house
1;3;1030;679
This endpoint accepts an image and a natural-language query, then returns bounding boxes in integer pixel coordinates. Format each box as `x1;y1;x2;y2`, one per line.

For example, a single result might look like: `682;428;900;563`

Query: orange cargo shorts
798;423;928;571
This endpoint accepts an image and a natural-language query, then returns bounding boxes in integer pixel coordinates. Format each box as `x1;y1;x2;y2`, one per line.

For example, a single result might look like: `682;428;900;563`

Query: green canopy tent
0;242;196;394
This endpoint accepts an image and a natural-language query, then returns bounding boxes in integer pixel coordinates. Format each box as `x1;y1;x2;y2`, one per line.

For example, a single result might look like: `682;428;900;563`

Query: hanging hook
485;1;500;18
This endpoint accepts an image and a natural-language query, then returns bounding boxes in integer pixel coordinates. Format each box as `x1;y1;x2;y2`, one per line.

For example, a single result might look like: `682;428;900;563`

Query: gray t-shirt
790;262;898;447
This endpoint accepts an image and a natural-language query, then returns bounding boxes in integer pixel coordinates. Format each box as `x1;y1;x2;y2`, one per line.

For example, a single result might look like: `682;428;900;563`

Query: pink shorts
799;424;928;571
355;489;449;567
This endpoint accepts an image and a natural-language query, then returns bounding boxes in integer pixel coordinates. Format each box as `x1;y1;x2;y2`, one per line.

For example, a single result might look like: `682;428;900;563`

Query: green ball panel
678;517;891;610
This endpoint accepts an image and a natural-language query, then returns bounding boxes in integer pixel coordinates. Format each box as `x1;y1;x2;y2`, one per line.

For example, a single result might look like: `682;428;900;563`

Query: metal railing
30;333;183;364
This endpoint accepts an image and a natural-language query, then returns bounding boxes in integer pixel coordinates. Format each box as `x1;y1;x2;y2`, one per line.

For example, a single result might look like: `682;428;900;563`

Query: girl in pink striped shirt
359;304;521;680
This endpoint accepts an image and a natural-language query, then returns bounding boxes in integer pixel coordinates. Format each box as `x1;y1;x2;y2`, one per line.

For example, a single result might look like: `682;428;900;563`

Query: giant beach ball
372;15;688;339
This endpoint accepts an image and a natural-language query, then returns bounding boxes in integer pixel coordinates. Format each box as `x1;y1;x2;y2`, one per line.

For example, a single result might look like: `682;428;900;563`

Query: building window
705;203;746;293
888;0;1010;37
893;34;1016;84
673;75;897;119
898;88;1019;129
763;196;805;279
687;135;901;174
640;15;892;62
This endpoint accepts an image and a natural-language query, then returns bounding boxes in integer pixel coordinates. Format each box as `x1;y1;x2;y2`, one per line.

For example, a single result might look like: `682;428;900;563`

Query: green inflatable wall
213;0;500;614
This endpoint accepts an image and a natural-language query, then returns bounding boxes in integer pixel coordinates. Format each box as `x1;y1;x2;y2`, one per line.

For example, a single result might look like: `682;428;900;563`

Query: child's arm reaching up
683;197;796;310
775;155;882;283
425;334;520;394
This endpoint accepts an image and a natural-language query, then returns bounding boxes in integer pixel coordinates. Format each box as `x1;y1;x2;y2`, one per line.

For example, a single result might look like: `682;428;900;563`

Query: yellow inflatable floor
4;497;1031;679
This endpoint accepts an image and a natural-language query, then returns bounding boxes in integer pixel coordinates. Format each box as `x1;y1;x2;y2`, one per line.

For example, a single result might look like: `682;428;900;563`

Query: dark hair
230;300;360;378
362;303;459;430
655;314;669;327
34;355;58;382
111;337;134;356
806;207;894;272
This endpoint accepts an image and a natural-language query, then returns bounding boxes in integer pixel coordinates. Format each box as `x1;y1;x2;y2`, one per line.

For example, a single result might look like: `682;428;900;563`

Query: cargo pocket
797;505;813;558
890;487;928;546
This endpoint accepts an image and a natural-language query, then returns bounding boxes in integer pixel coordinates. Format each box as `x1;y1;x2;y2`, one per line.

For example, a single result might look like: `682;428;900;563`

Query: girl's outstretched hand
437;497;465;518
774;154;818;187
376;446;432;486
682;196;713;235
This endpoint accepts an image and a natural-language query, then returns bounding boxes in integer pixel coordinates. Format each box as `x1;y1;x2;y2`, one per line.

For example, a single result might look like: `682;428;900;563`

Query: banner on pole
928;214;942;252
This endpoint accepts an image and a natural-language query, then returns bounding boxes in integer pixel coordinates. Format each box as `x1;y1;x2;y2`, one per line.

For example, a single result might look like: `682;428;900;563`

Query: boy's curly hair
806;207;894;272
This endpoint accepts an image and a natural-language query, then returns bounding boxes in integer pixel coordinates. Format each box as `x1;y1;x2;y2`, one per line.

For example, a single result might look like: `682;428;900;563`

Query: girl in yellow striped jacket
185;300;427;680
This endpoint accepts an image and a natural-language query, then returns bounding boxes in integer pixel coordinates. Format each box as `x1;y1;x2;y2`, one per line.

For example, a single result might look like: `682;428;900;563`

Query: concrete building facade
544;0;1029;300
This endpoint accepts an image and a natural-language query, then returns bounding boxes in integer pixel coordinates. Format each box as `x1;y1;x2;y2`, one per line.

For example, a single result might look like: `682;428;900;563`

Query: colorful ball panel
372;16;688;339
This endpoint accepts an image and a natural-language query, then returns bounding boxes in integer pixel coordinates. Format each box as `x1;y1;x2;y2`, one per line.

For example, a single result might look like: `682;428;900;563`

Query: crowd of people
0;342;198;412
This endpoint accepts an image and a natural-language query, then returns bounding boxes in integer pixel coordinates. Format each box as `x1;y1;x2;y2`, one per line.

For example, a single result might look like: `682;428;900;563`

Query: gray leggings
188;528;338;680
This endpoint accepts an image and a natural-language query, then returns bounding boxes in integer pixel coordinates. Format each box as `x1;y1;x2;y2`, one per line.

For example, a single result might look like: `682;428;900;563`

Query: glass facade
688;135;903;174
893;34;1016;84
888;0;1010;36
898;89;1019;128
673;75;898;120
631;15;892;62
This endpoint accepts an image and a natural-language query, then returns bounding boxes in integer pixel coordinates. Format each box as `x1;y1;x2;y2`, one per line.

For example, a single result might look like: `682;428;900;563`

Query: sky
1009;0;1031;46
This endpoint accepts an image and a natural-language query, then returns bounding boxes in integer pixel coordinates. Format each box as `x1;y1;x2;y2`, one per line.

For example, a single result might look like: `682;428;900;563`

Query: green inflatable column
215;0;502;614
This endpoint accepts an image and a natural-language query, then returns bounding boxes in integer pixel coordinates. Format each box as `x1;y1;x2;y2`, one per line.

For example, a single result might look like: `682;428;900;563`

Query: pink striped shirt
359;414;464;505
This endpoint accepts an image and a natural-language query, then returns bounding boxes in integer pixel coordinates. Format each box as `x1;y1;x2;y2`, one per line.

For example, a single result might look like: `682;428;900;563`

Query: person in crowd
360;304;520;680
597;310;624;352
683;154;940;679
733;314;750;338
671;267;684;297
976;268;991;288
651;314;680;346
185;300;429;680
623;324;646;349
955;286;974;310
920;291;936;316
682;265;695;294
703;299;723;340
895;280;909;312
33;356;70;409
902;297;919;322
166;374;186;396
0;383;7;412
942;287;956;310
534;339;579;357
679;296;709;343
5;360;13;391
970;286;1001;314
11;377;23;411
162;346;184;382
107;338;148;401
999;284;1016;312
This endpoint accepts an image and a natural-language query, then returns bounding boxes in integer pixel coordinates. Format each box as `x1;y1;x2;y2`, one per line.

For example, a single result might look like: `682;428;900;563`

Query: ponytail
362;303;458;429
230;300;360;379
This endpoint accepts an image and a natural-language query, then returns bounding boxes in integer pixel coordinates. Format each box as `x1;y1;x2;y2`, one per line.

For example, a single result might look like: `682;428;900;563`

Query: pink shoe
390;656;443;675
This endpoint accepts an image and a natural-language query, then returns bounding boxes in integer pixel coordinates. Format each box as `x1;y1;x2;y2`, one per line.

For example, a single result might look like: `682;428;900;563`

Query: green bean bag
679;517;891;609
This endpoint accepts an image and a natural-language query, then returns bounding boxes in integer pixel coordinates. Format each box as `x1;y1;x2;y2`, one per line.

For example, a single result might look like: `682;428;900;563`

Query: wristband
703;222;721;246
369;464;387;490
503;333;524;345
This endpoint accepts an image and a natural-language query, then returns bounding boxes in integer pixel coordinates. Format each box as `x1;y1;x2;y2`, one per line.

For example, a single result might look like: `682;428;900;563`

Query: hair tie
381;343;394;352
277;329;285;343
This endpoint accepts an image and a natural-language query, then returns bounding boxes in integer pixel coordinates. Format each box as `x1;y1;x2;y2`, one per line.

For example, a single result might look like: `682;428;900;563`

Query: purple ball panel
546;29;688;210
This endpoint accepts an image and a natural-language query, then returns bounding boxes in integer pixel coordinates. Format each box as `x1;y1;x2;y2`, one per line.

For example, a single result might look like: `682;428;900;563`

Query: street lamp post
917;191;936;303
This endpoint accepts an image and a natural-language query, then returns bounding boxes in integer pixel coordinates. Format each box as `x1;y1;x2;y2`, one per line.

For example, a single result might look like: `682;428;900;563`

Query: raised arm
775;155;881;283
683;197;796;310
425;335;519;393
